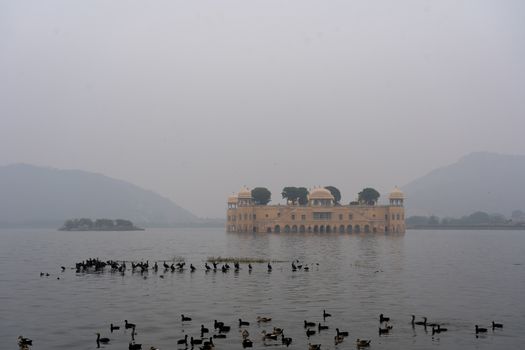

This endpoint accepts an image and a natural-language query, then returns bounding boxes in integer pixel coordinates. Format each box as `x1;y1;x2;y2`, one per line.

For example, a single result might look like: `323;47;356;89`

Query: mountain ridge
402;152;525;218
0;163;199;227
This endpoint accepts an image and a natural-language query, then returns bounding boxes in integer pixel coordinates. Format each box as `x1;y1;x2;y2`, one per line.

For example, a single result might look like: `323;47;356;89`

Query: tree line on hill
249;186;381;206
406;210;525;229
59;218;144;231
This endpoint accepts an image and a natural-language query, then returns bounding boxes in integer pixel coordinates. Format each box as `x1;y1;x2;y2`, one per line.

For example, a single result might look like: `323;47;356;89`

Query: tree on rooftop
358;188;380;205
281;186;299;205
325;186;341;204
297;187;309;205
251;187;271;205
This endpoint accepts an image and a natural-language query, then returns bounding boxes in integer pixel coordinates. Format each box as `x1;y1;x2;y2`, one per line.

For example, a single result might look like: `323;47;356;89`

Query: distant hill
0;164;199;228
403;152;525;218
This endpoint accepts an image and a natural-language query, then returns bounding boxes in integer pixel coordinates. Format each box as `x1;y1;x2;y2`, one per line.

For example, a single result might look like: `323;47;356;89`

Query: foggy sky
1;1;525;218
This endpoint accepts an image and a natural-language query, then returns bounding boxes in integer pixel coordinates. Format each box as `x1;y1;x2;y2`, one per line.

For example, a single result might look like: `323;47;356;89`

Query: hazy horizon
2;1;525;217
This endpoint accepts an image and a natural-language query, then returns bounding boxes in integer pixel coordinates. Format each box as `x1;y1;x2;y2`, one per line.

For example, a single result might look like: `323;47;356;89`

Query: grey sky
1;0;524;217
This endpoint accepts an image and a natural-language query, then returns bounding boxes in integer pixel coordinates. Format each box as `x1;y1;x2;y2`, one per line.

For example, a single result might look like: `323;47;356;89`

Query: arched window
274;225;281;233
292;225;298;233
314;225;319;233
364;225;370;233
339;225;345;233
284;225;291;233
347;225;353;233
299;225;306;233
355;225;361;233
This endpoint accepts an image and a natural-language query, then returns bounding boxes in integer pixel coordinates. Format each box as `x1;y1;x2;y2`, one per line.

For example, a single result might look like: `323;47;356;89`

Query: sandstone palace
226;186;405;234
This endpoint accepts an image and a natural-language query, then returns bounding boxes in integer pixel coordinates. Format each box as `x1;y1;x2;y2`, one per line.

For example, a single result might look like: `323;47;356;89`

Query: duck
336;328;349;337
129;342;142;350
412;315;426;326
257;316;272;323
281;333;292;347
219;325;231;333
248;263;253;270
125;320;136;329
96;333;110;344
239;318;250;327
190;264;196;272
308;343;321;350
323;309;332;320
18;336;33;346
379;326;390;335
201;325;209;334
177;335;188;345
213;334;226;339
267;262;272;271
241;329;250;339
305;320;316;328
475;325;488;334
356;339;371;347
306;328;316;337
242;338;253;348
262;330;278;340
181;314;192;322
110;323;120;332
272;327;283;335
191;337;203;346
203;338;214;347
318;323;329;331
379;314;390;323
214;320;225;329
334;334;345;345
437;325;447;332
492;321;503;329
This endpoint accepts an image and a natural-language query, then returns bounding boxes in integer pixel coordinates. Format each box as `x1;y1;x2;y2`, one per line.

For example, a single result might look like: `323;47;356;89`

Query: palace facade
226;187;405;234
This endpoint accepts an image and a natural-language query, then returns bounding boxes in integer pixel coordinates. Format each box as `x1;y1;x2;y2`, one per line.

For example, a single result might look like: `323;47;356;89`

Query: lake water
1;228;524;350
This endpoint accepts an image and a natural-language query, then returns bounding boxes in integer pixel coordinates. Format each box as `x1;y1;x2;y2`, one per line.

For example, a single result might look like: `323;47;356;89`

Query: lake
1;228;524;350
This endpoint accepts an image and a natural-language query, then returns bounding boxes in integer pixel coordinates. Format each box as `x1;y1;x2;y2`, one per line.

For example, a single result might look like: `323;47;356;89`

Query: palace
226;187;405;234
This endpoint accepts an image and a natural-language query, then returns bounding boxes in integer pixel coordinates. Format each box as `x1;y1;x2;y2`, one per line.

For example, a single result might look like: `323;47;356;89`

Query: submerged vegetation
207;256;288;263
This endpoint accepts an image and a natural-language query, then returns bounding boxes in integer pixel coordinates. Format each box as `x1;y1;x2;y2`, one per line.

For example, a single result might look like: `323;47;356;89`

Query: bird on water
96;333;110;344
492;321;503;329
323;309;331;320
475;325;488;334
18;336;33;347
356;339;371;347
177;335;188;345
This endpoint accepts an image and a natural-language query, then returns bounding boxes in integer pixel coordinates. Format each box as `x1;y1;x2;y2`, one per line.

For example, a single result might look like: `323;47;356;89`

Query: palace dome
389;187;404;199
227;194;238;203
308;187;335;200
237;186;252;199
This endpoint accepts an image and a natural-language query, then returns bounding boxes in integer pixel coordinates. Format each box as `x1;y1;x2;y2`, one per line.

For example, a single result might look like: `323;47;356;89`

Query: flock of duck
19;310;504;350
85;310;374;350
66;257;320;276
31;258;505;349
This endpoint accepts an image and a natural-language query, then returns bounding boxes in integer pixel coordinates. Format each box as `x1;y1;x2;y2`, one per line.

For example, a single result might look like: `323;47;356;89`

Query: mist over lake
1;228;523;350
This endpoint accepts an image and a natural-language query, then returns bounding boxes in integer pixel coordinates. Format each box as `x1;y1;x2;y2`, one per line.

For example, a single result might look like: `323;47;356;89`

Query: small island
59;218;144;231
